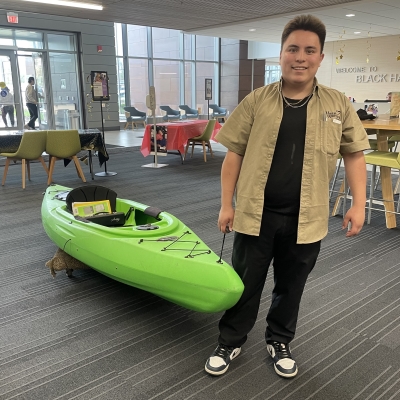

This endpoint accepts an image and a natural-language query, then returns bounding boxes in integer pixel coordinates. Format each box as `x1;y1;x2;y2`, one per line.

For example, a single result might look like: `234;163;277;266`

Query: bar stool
330;139;396;217
364;150;400;224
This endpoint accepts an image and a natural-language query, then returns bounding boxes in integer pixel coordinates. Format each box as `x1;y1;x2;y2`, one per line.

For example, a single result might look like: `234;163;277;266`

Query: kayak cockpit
47;185;182;235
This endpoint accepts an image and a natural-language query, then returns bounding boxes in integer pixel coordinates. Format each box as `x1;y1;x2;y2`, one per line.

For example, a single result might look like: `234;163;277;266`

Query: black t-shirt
263;97;310;215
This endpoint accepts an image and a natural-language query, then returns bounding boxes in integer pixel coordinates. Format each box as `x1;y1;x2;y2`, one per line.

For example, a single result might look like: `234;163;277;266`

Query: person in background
205;14;369;379
25;76;38;130
386;92;392;101
0;82;15;128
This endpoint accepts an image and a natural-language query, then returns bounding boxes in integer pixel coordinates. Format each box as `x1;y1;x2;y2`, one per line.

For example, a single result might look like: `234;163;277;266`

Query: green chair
1;130;48;189
367;138;396;190
364;150;400;223
46;130;86;185
184;119;216;162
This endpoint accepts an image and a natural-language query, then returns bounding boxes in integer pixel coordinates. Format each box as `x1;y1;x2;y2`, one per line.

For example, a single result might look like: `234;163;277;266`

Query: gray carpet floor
1;148;400;400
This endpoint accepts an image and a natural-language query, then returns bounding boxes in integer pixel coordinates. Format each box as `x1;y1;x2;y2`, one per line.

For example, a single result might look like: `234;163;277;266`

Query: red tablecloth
140;120;221;157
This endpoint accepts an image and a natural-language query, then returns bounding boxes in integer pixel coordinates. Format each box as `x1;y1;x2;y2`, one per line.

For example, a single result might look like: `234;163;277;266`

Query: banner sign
91;71;110;101
150;125;168;156
205;78;212;100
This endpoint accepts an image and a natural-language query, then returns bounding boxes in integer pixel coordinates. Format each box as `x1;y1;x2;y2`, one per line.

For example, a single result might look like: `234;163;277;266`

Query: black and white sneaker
267;341;298;378
205;344;241;376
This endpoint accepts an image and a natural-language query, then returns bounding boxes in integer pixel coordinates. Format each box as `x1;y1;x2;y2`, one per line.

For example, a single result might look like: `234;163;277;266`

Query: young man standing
25;76;38;130
205;15;369;379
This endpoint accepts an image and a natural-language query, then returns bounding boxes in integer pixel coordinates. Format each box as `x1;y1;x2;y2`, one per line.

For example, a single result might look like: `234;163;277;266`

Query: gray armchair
179;105;199;119
209;104;227;122
124;106;147;129
160;105;181;122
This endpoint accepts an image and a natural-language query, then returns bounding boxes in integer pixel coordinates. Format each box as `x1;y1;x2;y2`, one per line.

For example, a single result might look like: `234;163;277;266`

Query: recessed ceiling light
22;0;103;10
354;31;361;34
249;28;256;32
346;14;355;17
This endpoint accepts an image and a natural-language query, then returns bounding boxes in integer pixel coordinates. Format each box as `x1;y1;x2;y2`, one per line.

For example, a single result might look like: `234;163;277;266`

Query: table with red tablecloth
140;120;222;158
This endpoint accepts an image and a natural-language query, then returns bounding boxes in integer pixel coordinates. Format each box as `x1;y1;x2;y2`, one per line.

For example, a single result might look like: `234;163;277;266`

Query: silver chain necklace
282;88;314;109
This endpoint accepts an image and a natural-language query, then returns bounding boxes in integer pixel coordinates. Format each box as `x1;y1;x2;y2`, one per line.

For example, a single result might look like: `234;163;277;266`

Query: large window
49;52;80;129
152;28;180;59
196;62;215;115
48;34;75;51
115;24;219;121
196;35;217;62
184;62;193;106
116;57;125;114
127;25;147;57
265;65;281;85
15;30;43;49
114;23;124;57
153;60;179;111
128;58;148;110
0;28;81;130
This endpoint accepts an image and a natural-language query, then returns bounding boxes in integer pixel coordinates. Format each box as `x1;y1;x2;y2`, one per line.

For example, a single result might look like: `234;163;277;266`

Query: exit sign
7;13;18;24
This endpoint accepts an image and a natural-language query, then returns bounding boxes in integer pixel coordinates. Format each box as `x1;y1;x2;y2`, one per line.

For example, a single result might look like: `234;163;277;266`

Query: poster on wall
205;78;212;100
150;125;168;156
390;92;400;118
91;71;110;101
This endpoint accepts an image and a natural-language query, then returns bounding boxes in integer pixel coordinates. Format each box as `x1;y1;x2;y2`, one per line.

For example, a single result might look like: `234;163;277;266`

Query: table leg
331;179;348;217
88;150;94;180
379;166;396;228
377;132;396;228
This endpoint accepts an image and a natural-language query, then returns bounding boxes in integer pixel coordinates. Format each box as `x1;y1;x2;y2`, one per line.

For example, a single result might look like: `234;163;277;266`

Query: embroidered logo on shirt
325;110;342;121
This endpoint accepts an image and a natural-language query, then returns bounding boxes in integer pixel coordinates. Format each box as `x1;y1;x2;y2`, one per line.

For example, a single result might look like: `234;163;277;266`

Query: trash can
67;110;80;130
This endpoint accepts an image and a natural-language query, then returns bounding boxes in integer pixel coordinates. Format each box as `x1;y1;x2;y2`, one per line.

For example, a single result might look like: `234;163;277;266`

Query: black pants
1;105;15;127
26;103;38;128
218;210;321;347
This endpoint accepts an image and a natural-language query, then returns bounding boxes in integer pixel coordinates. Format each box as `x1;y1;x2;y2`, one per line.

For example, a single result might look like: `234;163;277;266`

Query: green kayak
41;184;244;313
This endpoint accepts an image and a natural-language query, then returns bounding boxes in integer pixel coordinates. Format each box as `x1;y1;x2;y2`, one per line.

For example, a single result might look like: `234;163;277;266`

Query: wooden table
362;116;400;228
140;120;222;161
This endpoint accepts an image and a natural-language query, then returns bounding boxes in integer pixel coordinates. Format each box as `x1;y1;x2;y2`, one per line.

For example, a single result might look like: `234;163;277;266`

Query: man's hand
342;206;365;237
218;205;235;233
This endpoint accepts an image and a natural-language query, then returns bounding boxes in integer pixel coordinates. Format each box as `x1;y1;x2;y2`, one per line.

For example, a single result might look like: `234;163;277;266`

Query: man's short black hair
28;77;35;83
281;15;326;53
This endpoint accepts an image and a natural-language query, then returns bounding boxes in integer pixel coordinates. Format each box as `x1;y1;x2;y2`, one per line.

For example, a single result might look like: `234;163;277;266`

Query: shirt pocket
320;119;342;155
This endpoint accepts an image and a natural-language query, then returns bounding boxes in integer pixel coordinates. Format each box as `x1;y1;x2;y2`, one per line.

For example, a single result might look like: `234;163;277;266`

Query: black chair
209;104;227;122
124;106;147;129
179;105;199;119
159;105;181;122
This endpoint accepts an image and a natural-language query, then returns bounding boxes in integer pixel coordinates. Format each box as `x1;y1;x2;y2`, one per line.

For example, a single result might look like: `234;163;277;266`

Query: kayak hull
41;185;244;313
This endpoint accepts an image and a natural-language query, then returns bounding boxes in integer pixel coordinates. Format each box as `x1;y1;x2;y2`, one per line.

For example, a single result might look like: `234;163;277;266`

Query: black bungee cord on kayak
217;233;226;264
217;226;231;264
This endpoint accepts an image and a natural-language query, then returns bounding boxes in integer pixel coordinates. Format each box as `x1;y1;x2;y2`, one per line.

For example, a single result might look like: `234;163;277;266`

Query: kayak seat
65;185;117;213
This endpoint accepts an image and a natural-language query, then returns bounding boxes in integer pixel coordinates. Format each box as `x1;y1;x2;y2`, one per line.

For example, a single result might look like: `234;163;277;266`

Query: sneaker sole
273;364;298;378
267;346;298;379
204;348;241;376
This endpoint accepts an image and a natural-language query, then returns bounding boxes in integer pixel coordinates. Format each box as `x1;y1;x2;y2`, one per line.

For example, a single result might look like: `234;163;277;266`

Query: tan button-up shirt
215;79;370;244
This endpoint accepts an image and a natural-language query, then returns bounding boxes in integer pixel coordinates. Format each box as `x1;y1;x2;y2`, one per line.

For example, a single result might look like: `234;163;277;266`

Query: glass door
32;52;50;130
0;50;23;130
